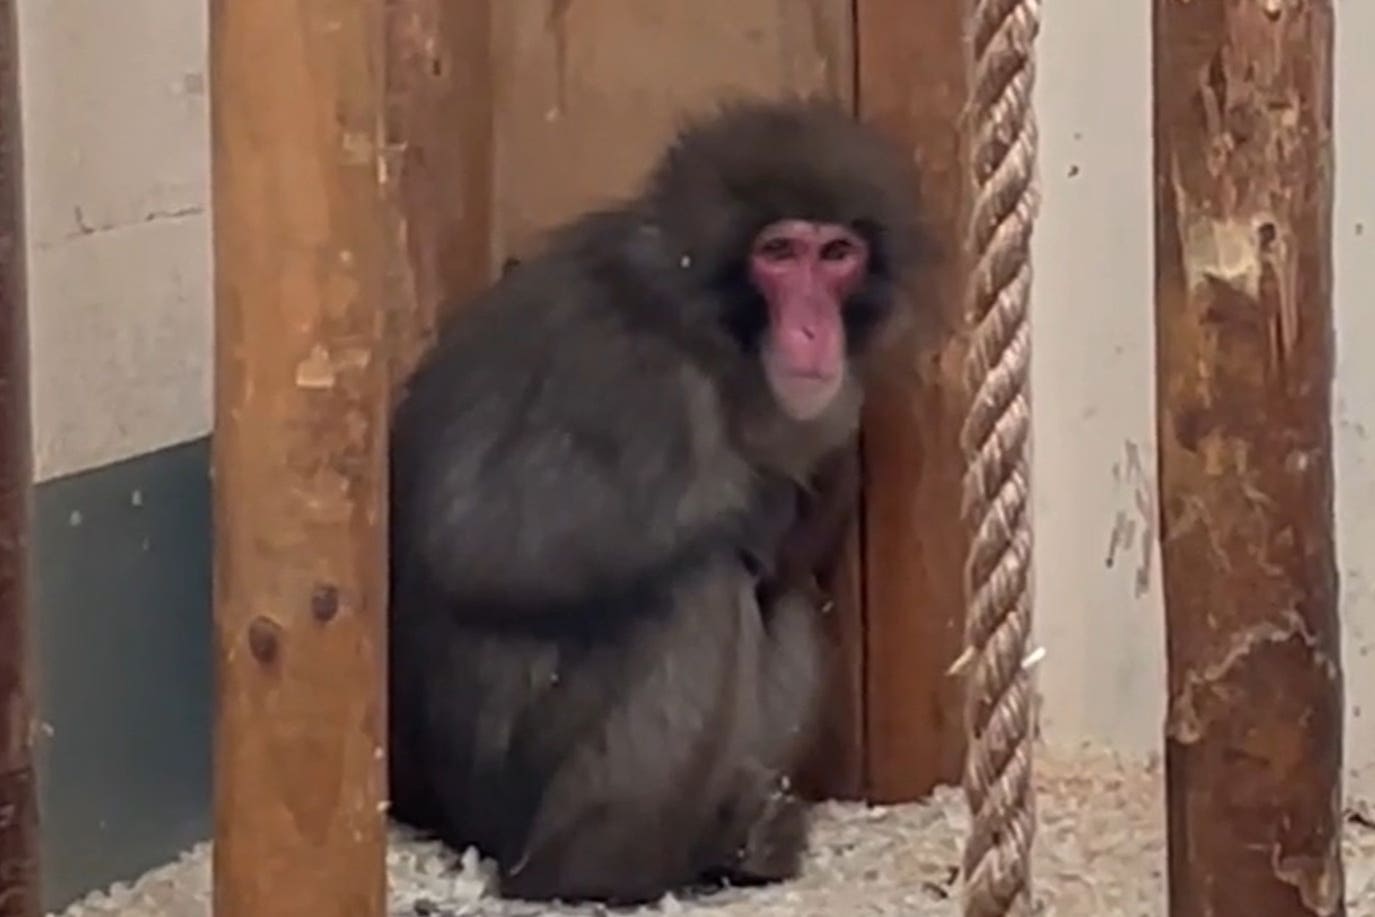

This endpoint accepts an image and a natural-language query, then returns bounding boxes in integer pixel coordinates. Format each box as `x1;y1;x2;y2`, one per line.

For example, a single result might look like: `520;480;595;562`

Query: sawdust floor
52;743;1375;917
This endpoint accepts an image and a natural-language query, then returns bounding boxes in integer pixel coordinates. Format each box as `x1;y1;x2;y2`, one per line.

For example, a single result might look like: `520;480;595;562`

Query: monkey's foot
719;788;810;886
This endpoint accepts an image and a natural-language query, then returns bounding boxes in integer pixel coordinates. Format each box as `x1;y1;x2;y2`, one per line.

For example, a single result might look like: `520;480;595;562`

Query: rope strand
958;0;1042;914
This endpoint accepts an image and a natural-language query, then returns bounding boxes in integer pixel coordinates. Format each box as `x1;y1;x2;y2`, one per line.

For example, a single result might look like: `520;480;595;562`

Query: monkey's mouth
767;365;844;421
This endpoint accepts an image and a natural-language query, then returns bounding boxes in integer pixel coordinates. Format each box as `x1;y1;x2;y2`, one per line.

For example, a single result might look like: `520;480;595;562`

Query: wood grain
210;1;390;914
384;0;494;383
0;0;39;912
854;0;970;803
1153;1;1345;913
488;0;865;800
489;0;855;267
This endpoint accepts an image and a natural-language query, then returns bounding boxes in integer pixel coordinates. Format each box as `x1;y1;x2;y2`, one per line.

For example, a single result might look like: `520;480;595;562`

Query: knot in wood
311;582;340;622
247;616;282;666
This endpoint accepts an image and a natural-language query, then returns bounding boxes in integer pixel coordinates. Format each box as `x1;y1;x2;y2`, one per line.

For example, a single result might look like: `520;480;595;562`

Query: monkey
386;96;924;906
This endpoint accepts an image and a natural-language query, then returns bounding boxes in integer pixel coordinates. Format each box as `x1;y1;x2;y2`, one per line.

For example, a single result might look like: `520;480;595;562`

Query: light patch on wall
26;214;212;482
17;0;211;481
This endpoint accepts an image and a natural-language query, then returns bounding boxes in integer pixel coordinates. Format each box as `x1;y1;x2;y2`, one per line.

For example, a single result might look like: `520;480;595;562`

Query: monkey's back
387;218;761;618
384;213;778;893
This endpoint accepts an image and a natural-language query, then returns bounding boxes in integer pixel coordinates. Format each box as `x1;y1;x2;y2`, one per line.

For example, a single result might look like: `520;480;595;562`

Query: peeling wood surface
488;0;865;800
0;0;39;912
384;0;494;384
1153;1;1344;914
210;1;390;914
854;0;969;803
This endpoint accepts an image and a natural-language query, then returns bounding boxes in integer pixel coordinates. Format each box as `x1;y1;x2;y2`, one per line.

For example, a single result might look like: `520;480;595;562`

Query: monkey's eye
820;238;858;262
756;237;798;262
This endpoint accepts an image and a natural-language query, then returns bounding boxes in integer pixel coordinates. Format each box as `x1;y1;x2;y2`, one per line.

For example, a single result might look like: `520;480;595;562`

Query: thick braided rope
957;0;1041;914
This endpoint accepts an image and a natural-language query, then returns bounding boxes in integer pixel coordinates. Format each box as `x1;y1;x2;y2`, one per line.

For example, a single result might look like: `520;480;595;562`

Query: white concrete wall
14;0;1374;792
17;0;211;482
1030;0;1164;760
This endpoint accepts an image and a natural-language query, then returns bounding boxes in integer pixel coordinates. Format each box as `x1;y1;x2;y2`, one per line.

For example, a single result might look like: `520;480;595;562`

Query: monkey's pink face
749;219;869;421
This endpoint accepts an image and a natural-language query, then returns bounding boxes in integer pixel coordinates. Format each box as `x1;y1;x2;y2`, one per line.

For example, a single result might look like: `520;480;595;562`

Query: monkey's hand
771;446;860;588
738;475;802;583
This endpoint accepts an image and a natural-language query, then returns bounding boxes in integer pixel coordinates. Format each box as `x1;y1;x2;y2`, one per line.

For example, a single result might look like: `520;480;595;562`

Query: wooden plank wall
385;0;968;803
854;0;969;802
488;2;855;269
385;0;495;383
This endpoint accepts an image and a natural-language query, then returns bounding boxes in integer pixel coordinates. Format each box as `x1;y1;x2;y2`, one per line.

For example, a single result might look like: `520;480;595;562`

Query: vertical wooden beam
0;1;40;914
1153;2;1344;914
854;0;969;802
384;0;494;382
210;1;389;915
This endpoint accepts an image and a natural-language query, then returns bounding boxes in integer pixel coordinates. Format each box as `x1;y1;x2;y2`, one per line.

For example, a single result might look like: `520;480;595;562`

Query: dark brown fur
386;96;923;904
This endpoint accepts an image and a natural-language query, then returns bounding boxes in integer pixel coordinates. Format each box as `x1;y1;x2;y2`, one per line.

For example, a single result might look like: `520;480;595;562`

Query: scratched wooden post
210;1;390;914
0;0;40;913
854;0;970;802
1153;1;1345;914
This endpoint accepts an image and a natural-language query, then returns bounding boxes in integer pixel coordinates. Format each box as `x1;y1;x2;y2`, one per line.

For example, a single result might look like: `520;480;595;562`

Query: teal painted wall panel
31;437;212;910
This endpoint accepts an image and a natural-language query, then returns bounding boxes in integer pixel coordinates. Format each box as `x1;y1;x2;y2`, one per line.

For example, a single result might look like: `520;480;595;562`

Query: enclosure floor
51;743;1375;916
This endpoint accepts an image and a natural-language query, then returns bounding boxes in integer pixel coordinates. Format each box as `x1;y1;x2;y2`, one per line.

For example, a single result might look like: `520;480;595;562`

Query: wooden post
210;1;390;914
0;1;40;913
1153;2;1345;914
854;0;969;802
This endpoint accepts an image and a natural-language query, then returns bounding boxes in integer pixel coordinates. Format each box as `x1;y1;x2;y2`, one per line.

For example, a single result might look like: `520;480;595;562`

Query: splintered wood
1154;1;1344;915
383;0;495;385
210;1;390;915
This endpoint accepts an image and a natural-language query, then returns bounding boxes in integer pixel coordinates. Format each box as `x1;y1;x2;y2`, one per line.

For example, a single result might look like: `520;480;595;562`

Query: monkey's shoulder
394;262;749;499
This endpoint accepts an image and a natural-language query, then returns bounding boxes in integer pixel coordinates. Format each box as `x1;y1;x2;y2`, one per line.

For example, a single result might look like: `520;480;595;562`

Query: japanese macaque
387;96;923;905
